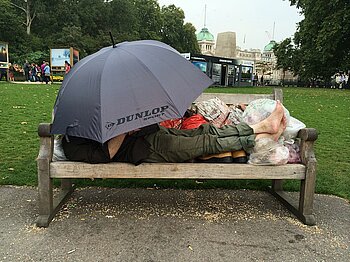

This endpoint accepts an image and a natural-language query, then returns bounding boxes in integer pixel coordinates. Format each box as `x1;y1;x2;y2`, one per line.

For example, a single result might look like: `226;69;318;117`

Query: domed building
263;40;277;52
196;27;215;56
262;40;277;62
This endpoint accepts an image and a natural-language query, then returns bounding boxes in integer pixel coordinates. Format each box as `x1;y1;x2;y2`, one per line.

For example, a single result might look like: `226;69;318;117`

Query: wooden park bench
36;89;318;227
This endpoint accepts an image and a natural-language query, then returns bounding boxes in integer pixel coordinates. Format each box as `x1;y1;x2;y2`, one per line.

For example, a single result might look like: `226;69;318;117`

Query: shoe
231;150;248;163
197;152;233;163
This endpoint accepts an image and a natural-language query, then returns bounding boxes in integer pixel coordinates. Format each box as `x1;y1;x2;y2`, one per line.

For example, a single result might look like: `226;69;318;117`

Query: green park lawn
0;82;349;200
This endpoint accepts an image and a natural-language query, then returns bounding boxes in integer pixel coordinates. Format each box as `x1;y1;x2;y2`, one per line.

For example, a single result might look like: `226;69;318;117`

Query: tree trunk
26;0;31;35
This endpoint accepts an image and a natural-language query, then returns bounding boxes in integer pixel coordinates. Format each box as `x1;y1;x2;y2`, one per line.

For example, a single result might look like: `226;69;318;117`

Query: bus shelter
186;54;254;87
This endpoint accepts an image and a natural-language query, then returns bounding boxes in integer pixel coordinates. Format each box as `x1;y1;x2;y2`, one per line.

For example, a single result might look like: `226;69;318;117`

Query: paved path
1;186;349;261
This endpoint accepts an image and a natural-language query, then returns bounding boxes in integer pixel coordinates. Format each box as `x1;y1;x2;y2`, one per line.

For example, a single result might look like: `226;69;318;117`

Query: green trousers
144;123;256;163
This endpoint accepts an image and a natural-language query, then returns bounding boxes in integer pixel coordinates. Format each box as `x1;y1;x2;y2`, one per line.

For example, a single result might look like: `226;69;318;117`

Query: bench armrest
37;123;54;163
297;128;318;166
297;128;318;141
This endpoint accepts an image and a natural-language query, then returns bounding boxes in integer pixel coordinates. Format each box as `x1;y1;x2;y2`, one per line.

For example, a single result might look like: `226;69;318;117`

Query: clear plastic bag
242;98;290;126
285;140;302;163
248;137;289;166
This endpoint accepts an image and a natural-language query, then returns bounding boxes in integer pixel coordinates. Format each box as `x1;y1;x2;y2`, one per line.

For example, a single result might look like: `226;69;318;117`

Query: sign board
0;42;9;68
50;47;79;81
51;48;70;68
238;59;254;67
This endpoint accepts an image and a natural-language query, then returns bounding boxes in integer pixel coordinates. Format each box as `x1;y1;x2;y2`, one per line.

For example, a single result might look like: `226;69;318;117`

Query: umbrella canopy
51;40;213;143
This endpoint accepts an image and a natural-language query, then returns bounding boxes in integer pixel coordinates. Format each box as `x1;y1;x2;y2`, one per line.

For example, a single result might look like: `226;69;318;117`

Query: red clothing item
65;64;71;74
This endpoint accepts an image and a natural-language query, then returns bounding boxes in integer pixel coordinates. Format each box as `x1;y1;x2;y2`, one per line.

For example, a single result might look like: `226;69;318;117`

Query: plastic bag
194;97;232;127
53;136;68;161
248;137;289;165
285;140;302;163
227;105;244;125
242;98;290;126
283;116;306;141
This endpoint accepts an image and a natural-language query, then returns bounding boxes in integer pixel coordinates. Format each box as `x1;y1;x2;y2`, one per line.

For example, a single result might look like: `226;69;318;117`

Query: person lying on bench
62;101;287;165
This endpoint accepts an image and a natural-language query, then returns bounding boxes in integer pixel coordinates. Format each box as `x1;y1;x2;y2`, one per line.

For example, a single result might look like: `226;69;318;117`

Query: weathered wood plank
50;162;305;179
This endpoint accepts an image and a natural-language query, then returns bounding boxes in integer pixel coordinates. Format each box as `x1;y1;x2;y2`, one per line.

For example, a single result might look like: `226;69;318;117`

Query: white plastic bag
283;116;306;141
53;136;68;161
242;98;290;126
248;137;289;166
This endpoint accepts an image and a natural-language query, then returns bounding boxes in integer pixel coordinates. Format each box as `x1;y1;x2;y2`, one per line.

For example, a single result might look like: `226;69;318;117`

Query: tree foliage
275;0;350;81
0;0;200;64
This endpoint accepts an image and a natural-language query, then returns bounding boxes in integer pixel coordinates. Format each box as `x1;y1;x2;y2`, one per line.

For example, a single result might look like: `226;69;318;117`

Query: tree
160;5;199;53
1;0;200;62
10;0;39;35
0;0;24;40
274;38;295;85
133;0;162;40
180;23;200;54
284;0;350;81
106;0;139;43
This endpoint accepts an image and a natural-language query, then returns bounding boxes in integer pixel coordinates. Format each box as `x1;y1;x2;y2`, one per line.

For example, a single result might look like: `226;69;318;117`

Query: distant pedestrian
40;60;46;82
260;75;264;86
43;62;51;84
253;73;258;86
330;74;336;89
9;63;14;81
340;73;346;89
335;73;341;88
345;73;349;89
65;60;71;74
30;63;38;82
23;60;30;81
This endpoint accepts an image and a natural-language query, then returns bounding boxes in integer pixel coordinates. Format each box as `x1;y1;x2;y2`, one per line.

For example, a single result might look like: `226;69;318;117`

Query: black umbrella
51;40;213;143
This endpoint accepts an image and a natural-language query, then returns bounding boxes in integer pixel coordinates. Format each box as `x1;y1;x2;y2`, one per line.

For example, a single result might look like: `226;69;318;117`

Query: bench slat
50;162;305;180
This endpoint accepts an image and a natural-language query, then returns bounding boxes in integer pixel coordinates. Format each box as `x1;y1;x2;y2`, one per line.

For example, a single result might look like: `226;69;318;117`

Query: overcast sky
157;0;303;50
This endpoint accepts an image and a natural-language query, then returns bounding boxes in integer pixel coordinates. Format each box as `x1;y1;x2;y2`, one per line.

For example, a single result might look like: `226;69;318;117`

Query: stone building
196;27;215;56
195;29;298;85
215;32;237;58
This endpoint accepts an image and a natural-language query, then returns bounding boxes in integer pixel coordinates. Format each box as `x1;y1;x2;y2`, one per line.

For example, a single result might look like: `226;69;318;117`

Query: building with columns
196;27;215;56
194;28;298;85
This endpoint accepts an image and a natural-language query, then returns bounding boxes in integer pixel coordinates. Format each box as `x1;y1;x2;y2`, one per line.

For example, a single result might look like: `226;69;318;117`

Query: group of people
331;72;349;89
252;73;265;86
6;60;52;84
5;59;72;84
21;60;51;84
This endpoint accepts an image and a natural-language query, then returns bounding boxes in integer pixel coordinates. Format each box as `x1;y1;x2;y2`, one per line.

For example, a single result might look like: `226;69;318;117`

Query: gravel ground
0;185;349;262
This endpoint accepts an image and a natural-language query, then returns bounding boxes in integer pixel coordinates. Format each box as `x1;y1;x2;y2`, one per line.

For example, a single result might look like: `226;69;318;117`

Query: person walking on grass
40;60;46;83
43;62;51;84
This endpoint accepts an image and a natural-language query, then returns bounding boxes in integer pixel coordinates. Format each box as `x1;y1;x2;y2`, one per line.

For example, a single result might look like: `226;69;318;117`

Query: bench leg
36;176;74;228
272;179;284;191
298;161;317;225
268;176;316;226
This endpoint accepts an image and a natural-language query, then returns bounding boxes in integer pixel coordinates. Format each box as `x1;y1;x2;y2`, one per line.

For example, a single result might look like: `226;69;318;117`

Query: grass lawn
1;82;349;200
